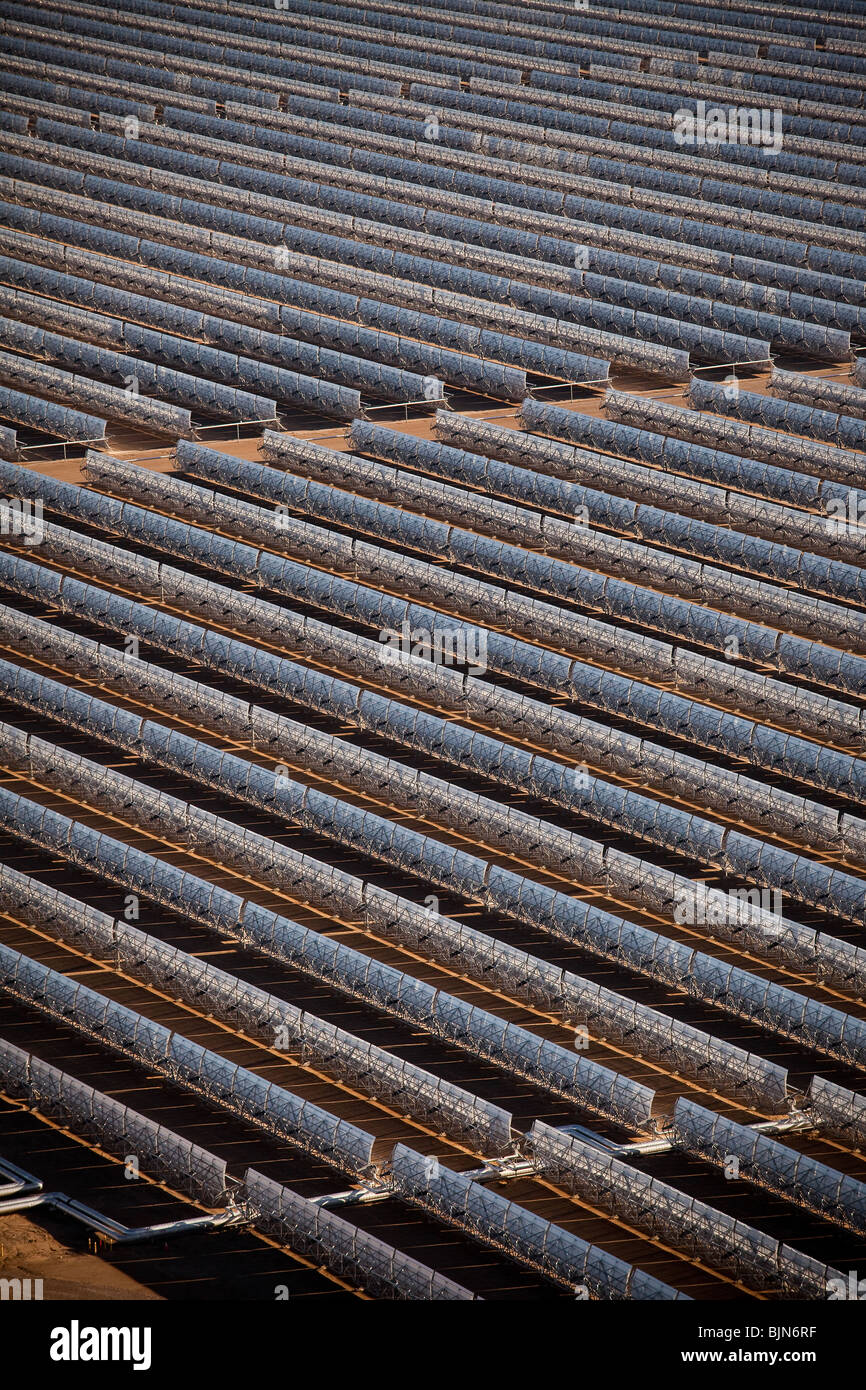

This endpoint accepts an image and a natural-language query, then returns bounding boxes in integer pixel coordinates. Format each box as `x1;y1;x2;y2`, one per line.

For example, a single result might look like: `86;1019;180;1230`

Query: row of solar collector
0;307;286;424
467;68;866;160
461;61;866;145
0;863;517;1157
0;977;676;1303
352;70;866;197
0;143;787;379
642;52;863;101
0;705;856;1150
42;0;792;68
4;758;866;1265
200;0;866;70
13;588;864;1019
671;1098;866;1236
11;104;866;311
0;9;587;97
0;381;106;444
400;80;866;193
430;412;865;591
229;0;866;42
0;31;401;105
0;233;607;393
23;656;866;1013
9;502;863;849
83;0;866;56
135;431;866;707
541;52;866;116
689;377;866;453
522;1124;847;1300
40;830;859;1251
155;100;866;262
22;112;797;367
0;144;691;382
5;176;864;359
265;429;866;641
0;260;457;407
5;678;865;1139
152;75;866;179
9;497;866;909
0;350;195;437
6;45;865;191
0;938;383;1174
162;429;866;665
5;3;861;147
16;0;864;92
0;769;663;1133
4;544;866;1054
518;398;866;516
21;587;866;1021
21;526;866;869
14;452;866;768
33;109;866;287
168;0;866;81
0;681;791;1119
771;368;866;422
11;579;865;1015
5;575;866;1094
315;420;866;619
0;1029;849;1303
3;28;863;177
0;223;608;389
513;69;866;149
132;106;866;271
0;53;286;121
208;85;866;206
7;50;862;205
0;175;791;390
5;143;863;326
2;921;639;1307
0;1036;229;1207
388;1144;819;1302
3;1029;862;1303
19;193;866;490
11;0;862;124
20;79;864;246
261;0;866;41
27;21;866;154
19;116;866;325
600;390;866;490
0;1041;474;1302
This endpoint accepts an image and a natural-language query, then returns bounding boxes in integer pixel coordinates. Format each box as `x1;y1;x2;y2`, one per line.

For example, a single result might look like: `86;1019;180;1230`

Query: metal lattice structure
0;939;379;1176
389;1144;688;1300
241;1169;479;1301
527;1121;842;1300
671;1098;866;1236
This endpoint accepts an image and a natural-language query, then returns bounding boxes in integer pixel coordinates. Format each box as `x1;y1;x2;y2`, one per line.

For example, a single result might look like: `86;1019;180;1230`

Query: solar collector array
0;767;658;1132
0;253;449;406
0;862;516;1156
0;631;862;1076
0;0;863;1306
432;412;866;591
